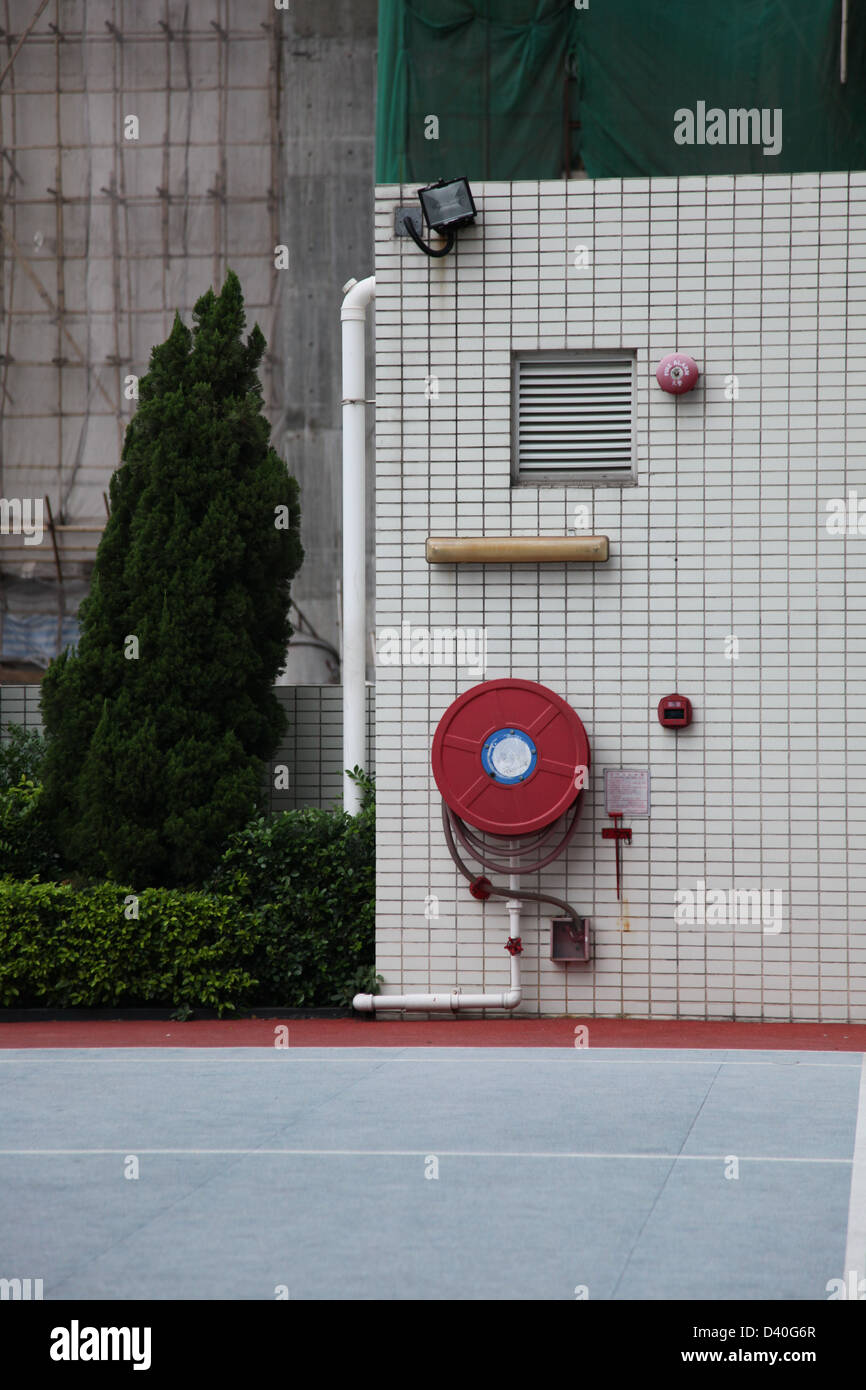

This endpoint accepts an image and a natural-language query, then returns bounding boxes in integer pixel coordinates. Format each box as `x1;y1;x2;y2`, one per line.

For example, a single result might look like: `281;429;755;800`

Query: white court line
843;1055;866;1289
0;1051;861;1067
0;1148;851;1163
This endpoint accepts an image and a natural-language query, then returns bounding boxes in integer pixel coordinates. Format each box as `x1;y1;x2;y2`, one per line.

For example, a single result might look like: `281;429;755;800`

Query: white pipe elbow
341;274;376;319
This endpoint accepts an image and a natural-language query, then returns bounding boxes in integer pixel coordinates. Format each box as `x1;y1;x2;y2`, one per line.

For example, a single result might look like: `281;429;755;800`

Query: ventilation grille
514;354;635;480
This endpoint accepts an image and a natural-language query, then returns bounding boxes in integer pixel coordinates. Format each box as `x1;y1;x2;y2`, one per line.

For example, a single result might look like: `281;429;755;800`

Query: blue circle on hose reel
481;727;537;785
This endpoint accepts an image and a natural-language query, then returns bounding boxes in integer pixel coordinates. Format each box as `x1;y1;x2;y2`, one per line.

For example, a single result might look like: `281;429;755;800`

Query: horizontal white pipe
352;948;520;1013
341;274;375;816
353;899;522;1013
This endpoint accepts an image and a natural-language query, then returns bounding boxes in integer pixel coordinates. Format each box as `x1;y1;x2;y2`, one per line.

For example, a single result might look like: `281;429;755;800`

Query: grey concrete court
0;1047;863;1301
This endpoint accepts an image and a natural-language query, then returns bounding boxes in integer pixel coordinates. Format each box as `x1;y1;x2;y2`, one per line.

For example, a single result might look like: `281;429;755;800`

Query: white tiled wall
0;685;373;814
373;172;866;1021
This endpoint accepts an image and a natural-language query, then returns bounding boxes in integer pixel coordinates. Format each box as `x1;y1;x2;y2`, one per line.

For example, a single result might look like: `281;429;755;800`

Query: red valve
505;936;523;955
469;875;493;900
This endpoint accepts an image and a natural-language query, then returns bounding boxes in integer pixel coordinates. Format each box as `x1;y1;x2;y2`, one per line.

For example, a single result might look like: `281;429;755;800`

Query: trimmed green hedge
209;792;377;1008
0;879;258;1013
0;779;378;1011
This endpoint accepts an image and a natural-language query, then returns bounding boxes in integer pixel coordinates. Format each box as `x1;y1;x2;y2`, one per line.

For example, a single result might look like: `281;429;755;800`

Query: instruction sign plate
604;768;650;817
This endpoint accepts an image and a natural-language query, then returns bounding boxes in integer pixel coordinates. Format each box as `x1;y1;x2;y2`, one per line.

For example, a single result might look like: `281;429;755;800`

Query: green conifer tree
41;271;303;887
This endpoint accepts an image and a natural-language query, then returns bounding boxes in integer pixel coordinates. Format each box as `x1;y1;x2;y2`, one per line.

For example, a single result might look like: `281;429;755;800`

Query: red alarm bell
658;694;693;729
656;353;699;395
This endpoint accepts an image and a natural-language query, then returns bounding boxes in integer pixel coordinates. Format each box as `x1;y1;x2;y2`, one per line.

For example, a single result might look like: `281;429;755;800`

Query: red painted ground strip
0;1018;864;1049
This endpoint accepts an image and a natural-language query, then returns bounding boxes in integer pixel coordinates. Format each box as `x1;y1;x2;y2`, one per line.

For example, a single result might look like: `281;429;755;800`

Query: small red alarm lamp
657;694;693;729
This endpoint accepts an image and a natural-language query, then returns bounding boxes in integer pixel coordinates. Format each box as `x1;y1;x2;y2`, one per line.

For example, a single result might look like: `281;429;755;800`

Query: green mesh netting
376;0;866;182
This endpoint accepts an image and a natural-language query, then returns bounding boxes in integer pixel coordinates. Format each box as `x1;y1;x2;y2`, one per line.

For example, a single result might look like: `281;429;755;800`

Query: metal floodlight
419;177;477;232
402;177;477;258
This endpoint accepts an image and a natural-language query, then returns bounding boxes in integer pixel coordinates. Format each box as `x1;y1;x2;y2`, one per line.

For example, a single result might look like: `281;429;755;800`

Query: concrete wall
373;171;866;1022
0;683;374;813
276;0;378;682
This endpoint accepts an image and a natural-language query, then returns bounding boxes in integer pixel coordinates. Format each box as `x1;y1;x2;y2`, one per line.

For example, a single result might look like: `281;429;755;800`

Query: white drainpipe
341;274;376;816
342;281;524;1015
353;880;524;1014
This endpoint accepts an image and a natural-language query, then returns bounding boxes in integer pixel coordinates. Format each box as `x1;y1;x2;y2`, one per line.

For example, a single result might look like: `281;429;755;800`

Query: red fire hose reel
432;678;590;836
432;679;591;961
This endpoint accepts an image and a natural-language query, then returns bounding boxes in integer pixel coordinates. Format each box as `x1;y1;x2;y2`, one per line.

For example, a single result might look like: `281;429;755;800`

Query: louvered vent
513;352;635;482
